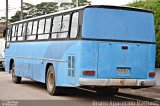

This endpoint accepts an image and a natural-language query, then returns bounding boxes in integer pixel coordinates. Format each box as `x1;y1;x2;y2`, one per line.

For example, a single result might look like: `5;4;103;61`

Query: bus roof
11;5;153;25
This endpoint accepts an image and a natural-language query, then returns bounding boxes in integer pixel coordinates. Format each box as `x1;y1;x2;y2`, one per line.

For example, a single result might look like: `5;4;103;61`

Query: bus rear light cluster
83;70;95;76
149;72;155;77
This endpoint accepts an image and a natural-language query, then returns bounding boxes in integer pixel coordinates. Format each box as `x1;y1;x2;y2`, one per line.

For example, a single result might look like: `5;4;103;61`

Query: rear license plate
117;68;129;74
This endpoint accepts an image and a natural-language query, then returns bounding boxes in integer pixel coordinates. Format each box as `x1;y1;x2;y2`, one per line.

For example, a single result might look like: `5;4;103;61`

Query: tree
10;0;89;22
60;0;89;10
10;2;58;22
128;0;160;65
23;2;36;18
60;2;73;10
35;2;58;15
10;11;21;22
72;0;89;7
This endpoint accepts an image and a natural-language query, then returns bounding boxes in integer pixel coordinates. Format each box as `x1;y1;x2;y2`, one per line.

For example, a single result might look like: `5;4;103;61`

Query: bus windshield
82;7;156;42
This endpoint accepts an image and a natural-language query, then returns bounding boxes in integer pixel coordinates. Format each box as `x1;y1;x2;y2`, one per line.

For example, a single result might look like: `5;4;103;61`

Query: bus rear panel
79;7;156;87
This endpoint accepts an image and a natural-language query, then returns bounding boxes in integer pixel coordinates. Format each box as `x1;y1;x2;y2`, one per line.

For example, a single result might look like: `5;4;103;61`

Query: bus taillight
149;72;155;77
83;70;95;76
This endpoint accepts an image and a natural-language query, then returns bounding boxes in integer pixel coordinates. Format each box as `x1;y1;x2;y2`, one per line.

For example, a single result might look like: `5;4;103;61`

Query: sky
0;0;135;18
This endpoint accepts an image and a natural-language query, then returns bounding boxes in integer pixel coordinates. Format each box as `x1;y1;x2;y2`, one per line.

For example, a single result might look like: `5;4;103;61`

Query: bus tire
96;88;119;96
46;65;63;95
11;63;22;84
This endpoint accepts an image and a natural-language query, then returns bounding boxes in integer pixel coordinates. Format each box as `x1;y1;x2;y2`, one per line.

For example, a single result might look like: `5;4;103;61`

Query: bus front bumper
79;78;156;87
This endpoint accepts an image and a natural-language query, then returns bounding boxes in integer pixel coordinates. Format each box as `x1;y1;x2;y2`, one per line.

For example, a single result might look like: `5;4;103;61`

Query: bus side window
11;25;16;41
32;21;38;35
5;28;12;48
70;12;79;38
22;23;27;40
17;24;23;41
52;16;62;39
6;28;11;42
45;18;51;34
38;19;49;40
27;21;36;40
38;19;45;34
26;21;33;36
58;14;70;38
15;25;18;40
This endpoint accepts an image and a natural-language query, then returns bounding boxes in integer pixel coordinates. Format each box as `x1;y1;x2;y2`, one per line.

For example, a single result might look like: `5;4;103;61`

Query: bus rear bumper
79;78;156;87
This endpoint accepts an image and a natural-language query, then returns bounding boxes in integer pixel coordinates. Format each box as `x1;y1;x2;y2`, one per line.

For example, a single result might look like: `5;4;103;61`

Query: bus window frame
32;20;38;37
10;25;13;41
26;21;33;37
57;14;70;39
57;15;64;38
15;25;19;40
8;9;83;42
22;23;27;40
51;15;63;39
5;26;12;48
13;25;18;41
45;17;52;35
37;18;50;40
69;11;80;39
17;23;24;41
26;20;38;41
11;25;14;41
37;18;46;35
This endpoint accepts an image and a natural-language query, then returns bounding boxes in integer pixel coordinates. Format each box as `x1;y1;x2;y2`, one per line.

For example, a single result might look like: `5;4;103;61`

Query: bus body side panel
5;41;81;87
78;41;98;79
147;44;156;79
5;55;11;73
43;41;81;86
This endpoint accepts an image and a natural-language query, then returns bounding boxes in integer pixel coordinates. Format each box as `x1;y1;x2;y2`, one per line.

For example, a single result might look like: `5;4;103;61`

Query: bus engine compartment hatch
97;42;148;79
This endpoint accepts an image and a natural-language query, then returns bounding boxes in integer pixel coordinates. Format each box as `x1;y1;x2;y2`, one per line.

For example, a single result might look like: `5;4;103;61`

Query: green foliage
60;0;89;10
10;2;58;22
10;0;88;22
35;2;58;15
128;0;160;65
72;0;89;7
60;2;73;10
10;11;21;22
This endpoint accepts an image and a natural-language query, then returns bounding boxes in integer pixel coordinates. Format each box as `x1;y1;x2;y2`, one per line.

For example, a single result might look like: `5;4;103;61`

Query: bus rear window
82;8;155;42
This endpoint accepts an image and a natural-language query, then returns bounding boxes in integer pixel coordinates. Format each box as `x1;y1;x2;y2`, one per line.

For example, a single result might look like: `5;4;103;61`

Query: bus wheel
46;65;63;95
11;63;21;84
96;88;119;96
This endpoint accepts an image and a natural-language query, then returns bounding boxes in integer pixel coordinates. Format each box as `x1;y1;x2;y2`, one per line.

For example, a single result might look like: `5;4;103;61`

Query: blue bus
4;5;156;95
